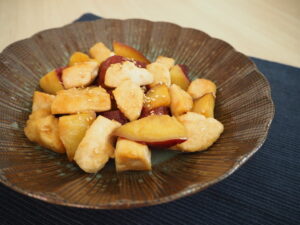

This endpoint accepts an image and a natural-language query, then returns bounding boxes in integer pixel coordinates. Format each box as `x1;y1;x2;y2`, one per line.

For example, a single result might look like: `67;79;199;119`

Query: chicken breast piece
113;80;144;121
177;112;224;152
74;116;121;173
51;87;111;114
62;61;99;89
24;109;65;153
105;61;153;87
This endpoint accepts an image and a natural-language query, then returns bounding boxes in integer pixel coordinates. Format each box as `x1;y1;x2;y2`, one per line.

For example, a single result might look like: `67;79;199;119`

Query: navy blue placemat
1;14;299;225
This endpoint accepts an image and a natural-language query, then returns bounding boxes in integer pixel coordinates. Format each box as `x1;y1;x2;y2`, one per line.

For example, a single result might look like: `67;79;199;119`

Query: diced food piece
98;55;127;86
155;56;175;70
98;55;147;87
187;78;216;99
58;112;96;161
105;89;118;110
62;61;99;89
100;110;128;125
35;116;65;153
68;52;90;66
145;138;186;148
144;84;171;110
28;108;51;120
51;87;111;114
113;80;144;121
147;62;171;87
140;106;170;118
133;60;147;69
55;67;66;81
24;109;65;153
74;116;121;173
170;64;190;91
169;84;193;116
114;115;187;146
105;61;153;88
32;91;55;112
115;138;151;172
177;112;224;152
24;109;50;142
25;40;225;174
113;41;150;64
89;42;114;64
192;93;215;118
39;70;64;95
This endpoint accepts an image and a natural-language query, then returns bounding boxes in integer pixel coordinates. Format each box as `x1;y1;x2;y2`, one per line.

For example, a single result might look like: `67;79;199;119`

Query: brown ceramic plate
0;19;274;209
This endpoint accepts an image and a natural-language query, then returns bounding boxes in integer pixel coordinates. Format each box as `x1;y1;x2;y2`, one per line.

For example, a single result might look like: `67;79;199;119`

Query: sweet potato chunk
58;112;96;161
115;138;151;172
169;84;193;116
192;93;215;118
68;52;90;66
114;115;187;145
155;56;175;70
187;78;216;99
147;62;171;87
170;64;190;91
113;41;150;64
39;70;64;95
144;84;171;110
89;42;114;64
32;91;55;112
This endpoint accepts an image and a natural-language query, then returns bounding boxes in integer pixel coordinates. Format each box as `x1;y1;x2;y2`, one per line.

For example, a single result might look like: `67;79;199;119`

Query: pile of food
24;41;224;173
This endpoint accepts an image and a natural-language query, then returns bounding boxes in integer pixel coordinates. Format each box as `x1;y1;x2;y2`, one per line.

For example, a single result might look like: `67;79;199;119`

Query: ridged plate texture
0;19;274;209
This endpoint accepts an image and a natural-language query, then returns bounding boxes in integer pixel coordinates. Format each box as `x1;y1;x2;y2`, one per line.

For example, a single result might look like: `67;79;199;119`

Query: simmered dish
24;41;224;173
